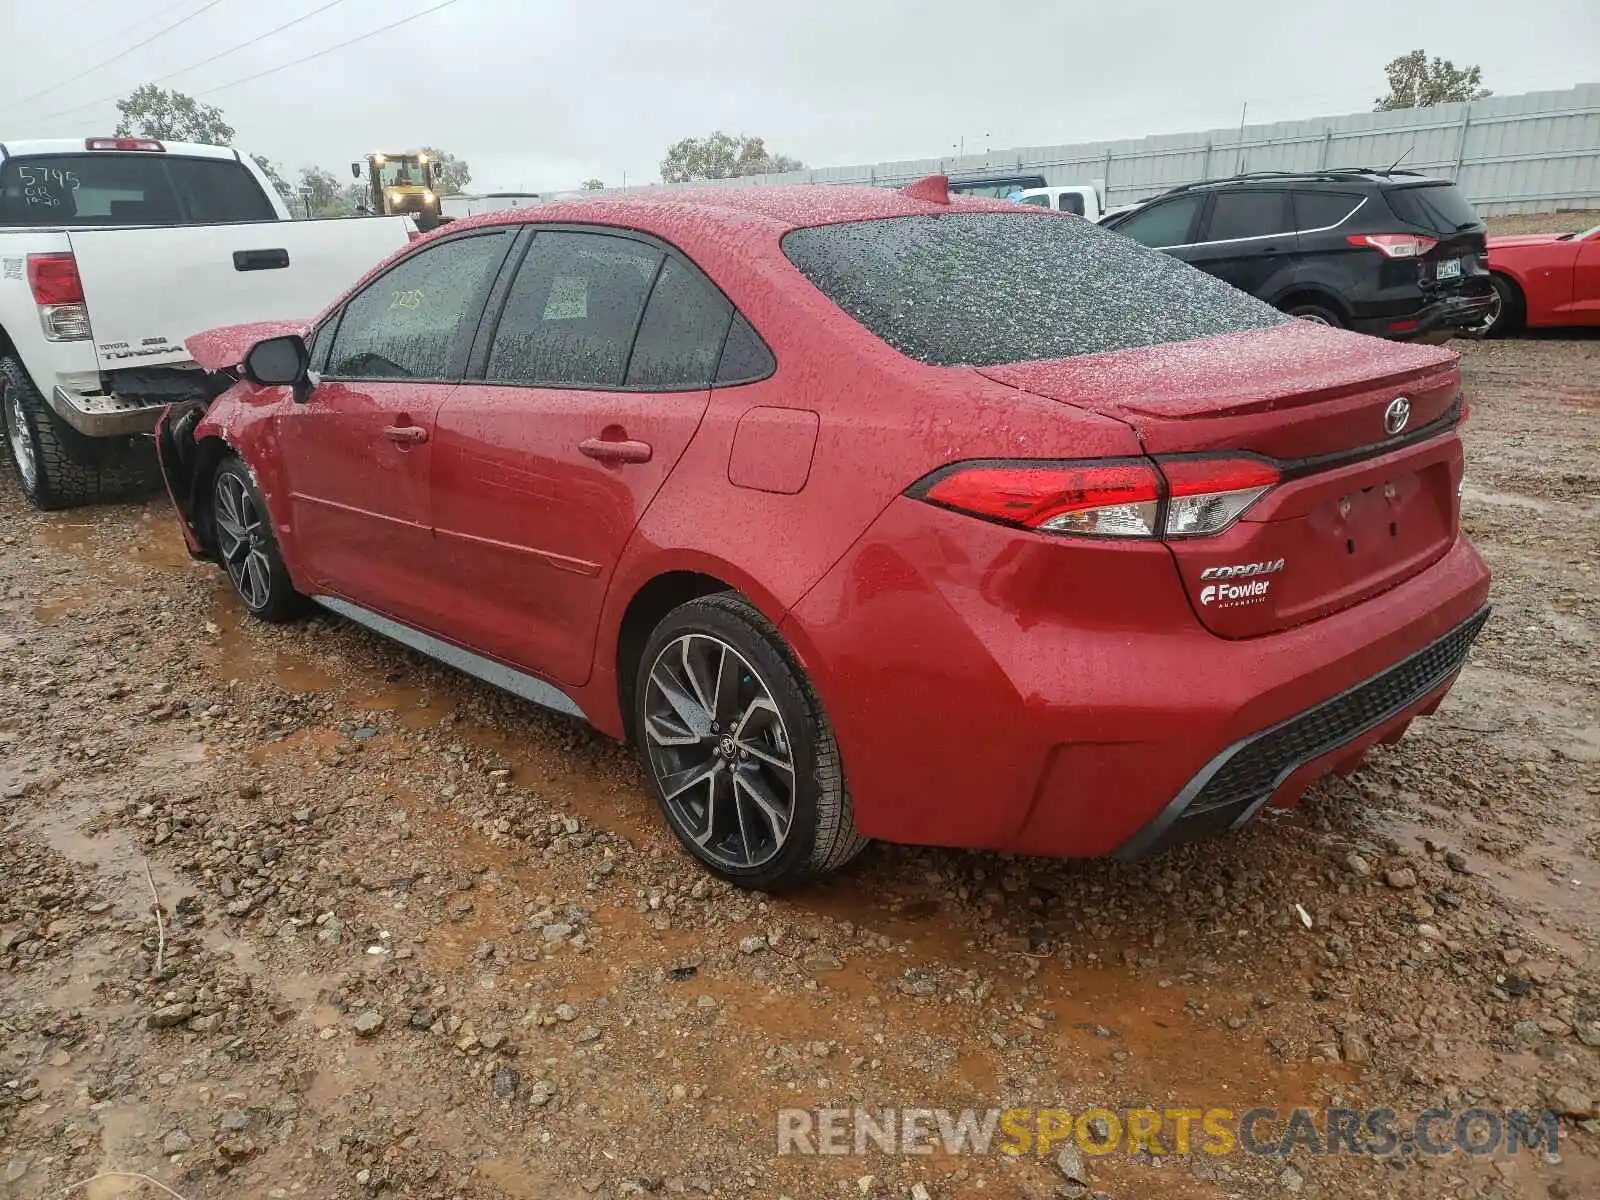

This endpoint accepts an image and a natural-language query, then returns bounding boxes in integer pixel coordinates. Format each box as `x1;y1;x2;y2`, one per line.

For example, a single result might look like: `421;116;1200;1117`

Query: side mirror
243;335;310;398
350;162;362;179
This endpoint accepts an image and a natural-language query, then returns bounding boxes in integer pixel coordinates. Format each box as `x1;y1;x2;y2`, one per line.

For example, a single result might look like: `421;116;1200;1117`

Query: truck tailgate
67;217;413;370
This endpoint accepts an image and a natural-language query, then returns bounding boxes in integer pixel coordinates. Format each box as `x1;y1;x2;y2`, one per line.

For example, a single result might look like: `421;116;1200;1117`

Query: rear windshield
0;153;276;226
782;212;1287;367
1383;183;1482;235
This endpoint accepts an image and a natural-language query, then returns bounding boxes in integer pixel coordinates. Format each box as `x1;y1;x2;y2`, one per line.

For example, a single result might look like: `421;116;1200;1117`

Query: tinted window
625;257;733;388
1057;193;1085;215
1385;183;1482;234
1293;191;1363;231
0;154;275;226
715;313;775;385
1204;191;1291;241
1015;194;1050;207
488;232;662;387
326;233;510;380
1110;195;1202;247
782;213;1286;368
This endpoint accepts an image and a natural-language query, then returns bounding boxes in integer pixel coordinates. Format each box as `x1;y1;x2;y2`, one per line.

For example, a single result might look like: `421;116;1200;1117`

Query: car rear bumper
1350;283;1495;340
784;498;1492;859
48;385;162;437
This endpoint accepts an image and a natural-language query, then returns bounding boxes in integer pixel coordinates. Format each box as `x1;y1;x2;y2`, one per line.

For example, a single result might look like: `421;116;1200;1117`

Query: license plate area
1435;258;1462;280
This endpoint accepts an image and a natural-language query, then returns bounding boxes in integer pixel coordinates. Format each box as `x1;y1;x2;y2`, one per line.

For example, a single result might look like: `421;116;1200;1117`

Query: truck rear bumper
49;386;162;437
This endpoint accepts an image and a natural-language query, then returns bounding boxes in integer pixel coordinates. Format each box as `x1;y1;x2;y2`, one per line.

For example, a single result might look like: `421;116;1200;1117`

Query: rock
1444;850;1470;874
1343;852;1371;877
351;1010;385;1036
187;1012;223;1034
4;1159;28;1184
695;995;718;1010
554;1003;577;1022
409;1007;435;1031
738;934;769;954
147;1002;194;1029
479;1030;507;1051
1056;1142;1088;1185
492;1066;520;1102
161;1130;193;1155
1548;1086;1593;1118
542;923;575;942
527;1078;556;1106
1577;1023;1600;1048
1340;1030;1371;1064
218;1109;250;1133
577;1026;602;1044
910;1186;933;1200
1385;868;1417;889
1279;1165;1304;1193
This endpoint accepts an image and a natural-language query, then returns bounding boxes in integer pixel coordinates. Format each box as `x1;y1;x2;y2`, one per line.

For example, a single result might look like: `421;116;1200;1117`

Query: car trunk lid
1382;179;1488;299
975;322;1465;637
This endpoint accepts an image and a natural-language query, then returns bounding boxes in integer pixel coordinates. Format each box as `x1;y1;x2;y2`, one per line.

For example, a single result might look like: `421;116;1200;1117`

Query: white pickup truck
0;136;415;508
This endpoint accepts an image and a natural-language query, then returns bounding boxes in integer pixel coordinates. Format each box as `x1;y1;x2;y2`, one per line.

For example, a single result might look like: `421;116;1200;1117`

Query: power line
195;0;465;98
7;0;231;111
26;0;360;126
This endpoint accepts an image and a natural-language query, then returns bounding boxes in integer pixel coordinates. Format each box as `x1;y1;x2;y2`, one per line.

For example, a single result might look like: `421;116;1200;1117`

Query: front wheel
1284;302;1344;328
634;593;866;890
211;457;307;623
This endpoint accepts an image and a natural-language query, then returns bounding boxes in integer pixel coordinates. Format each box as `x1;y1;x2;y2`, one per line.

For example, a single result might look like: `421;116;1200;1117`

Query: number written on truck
0;154;275;226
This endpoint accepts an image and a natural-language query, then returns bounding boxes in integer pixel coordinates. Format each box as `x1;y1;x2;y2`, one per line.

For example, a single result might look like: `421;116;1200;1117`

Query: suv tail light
85;137;164;152
1346;233;1438;259
27;253;90;341
909;454;1280;539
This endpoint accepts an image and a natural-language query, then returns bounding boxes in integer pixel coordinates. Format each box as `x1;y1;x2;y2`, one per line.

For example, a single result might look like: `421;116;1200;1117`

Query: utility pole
1234;102;1249;172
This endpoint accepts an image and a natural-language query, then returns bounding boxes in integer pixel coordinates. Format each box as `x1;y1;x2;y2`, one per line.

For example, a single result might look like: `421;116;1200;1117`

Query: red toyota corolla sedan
156;177;1491;890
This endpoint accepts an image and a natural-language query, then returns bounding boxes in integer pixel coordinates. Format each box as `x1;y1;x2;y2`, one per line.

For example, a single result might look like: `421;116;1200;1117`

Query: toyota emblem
1384;396;1411;436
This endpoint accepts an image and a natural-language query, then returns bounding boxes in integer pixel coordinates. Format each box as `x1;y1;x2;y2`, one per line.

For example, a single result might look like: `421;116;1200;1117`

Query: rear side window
625;257;733;389
1057;192;1085;215
1293;191;1363;231
1385;183;1482;235
1203;191;1291;241
1110;195;1202;248
783;213;1286;367
715;313;775;385
326;232;511;380
487;232;662;388
0;153;275;226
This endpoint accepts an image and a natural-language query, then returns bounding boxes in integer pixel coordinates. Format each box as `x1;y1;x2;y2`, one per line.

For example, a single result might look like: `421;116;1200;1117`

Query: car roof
1150;169;1452;197
442;182;1026;237
0;137;242;161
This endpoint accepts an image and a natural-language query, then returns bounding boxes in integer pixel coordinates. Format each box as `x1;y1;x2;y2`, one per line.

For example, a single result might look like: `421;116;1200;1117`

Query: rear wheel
1283;302;1344;328
1;355;104;510
1462;274;1524;339
211;457;306;623
635;593;866;890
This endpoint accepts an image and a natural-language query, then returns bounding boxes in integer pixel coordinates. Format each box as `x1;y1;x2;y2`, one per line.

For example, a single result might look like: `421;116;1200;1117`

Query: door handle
382;424;428;445
579;437;652;464
233;248;290;271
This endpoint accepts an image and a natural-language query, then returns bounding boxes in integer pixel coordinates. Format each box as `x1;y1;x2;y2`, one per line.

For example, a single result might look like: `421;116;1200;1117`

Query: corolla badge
1384;396;1411;436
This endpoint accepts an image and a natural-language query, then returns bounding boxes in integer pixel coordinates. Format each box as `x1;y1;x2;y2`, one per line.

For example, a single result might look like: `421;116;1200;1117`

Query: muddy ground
2;325;1597;1200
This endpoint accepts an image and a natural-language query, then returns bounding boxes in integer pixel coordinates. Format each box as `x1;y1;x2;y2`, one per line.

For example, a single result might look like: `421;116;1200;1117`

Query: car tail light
27;253;90;341
85;136;164;152
909;454;1280;539
1346;233;1438;259
1157;455;1280;537
913;460;1161;537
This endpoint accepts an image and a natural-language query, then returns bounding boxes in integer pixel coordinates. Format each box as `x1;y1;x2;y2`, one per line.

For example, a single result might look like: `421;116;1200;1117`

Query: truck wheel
0;355;101;511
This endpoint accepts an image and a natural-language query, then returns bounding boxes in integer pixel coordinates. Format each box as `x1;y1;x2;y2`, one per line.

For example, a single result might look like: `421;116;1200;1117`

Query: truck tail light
908;454;1281;539
1346;233;1438;259
85;137;164;152
27;253;90;341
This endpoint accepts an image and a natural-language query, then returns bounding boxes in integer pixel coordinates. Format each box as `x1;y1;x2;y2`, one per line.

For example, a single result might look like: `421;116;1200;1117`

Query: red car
1472;222;1600;336
156;177;1491;890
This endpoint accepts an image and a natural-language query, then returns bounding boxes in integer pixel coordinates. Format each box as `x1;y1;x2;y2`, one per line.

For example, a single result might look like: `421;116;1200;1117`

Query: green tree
250;154;293;200
581;178;605;191
659;132;803;183
1374;50;1491;111
298;166;350;217
420;146;470;194
114;84;234;144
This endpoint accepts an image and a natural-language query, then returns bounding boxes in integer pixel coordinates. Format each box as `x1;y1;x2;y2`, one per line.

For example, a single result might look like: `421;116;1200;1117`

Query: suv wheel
635;593;867;890
1284;302;1343;328
211;457;306;623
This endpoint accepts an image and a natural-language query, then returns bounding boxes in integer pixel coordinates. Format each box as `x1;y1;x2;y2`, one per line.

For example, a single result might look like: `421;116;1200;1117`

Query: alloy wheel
214;472;274;611
642;633;797;870
1466;290;1502;337
3;381;37;491
1293;311;1333;325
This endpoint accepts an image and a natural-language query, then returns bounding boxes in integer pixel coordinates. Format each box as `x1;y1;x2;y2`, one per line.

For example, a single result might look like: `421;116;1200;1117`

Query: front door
276;228;515;625
434;230;736;685
1185;189;1293;296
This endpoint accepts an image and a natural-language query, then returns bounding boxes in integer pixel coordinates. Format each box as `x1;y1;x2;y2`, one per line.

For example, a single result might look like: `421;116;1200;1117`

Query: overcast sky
3;0;1595;193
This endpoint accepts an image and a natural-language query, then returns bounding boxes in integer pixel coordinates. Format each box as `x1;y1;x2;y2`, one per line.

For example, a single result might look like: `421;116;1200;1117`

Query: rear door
433;228;731;685
276;229;514;624
1186;189;1293;297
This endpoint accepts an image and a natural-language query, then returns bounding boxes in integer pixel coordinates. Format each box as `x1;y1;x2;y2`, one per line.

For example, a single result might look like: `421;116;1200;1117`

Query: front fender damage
155;401;231;562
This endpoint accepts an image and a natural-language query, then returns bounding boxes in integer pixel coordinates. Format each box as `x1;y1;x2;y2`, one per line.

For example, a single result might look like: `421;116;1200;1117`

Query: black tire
634;593;867;890
1462;274;1524;339
210;456;307;623
0;354;141;511
1283;302;1344;328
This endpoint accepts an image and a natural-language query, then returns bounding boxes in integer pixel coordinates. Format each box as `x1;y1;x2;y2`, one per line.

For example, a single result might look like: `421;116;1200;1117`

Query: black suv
1100;169;1493;341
